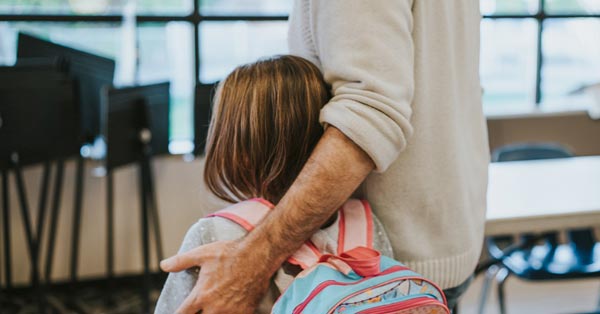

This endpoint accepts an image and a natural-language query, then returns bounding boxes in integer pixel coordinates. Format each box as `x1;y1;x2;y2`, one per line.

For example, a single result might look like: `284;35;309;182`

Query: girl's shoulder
196;198;275;242
194;215;248;243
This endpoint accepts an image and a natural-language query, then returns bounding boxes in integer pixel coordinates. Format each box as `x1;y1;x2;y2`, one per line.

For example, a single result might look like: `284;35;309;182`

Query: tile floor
459;274;600;314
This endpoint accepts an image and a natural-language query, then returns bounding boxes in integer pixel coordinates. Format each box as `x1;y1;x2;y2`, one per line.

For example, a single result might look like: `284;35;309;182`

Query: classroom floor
459;274;600;314
0;274;165;314
2;272;599;314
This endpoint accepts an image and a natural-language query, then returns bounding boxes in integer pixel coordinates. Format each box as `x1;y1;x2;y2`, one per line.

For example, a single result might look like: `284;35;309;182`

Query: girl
154;55;392;314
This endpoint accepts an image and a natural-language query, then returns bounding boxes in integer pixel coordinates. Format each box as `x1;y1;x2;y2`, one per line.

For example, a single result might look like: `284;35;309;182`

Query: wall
487;112;600;155
2;112;599;285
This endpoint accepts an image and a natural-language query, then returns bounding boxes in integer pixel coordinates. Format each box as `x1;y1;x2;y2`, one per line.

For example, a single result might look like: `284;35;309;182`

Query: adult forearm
239;126;375;273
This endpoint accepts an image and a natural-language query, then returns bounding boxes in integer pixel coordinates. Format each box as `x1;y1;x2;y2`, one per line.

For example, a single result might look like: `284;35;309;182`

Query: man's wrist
236;127;375;276
237;224;288;276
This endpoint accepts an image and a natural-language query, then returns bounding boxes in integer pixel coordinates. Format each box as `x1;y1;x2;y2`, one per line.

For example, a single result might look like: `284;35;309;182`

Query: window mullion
535;0;545;105
194;0;201;85
535;0;546;107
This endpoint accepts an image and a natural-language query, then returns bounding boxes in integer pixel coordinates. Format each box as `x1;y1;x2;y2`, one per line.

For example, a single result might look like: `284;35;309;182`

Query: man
160;1;489;313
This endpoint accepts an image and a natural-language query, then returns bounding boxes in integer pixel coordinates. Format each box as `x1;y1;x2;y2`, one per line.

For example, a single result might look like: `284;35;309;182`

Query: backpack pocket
326;277;448;314
355;296;448;314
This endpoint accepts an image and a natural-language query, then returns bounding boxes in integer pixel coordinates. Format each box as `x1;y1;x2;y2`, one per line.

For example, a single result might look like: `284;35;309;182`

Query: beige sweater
288;0;490;289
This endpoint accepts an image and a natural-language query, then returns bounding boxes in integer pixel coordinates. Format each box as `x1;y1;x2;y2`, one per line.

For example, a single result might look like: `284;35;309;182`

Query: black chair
478;143;600;314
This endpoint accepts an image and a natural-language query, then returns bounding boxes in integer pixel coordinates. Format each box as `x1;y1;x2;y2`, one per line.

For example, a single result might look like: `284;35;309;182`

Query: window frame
483;0;600;104
0;3;288;87
1;0;599;106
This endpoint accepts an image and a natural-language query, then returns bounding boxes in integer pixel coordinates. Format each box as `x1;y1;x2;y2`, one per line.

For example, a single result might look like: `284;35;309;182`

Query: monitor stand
137;126;164;314
67;132;163;314
102;116;164;314
1;153;67;314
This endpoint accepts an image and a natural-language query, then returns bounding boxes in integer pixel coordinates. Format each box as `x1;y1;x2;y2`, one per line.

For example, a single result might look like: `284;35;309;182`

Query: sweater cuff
320;100;410;173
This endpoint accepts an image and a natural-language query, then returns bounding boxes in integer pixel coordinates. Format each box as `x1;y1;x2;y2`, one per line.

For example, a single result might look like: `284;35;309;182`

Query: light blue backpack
209;198;449;314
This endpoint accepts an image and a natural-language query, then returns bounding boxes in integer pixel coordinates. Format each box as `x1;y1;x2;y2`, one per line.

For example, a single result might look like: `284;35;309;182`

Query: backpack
208;198;449;314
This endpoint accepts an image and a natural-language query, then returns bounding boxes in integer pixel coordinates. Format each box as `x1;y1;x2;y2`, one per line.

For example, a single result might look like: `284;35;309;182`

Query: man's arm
244;126;375;272
161;0;416;311
160;127;374;314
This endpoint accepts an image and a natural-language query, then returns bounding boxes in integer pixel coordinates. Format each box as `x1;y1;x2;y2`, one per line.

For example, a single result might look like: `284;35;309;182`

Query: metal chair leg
496;267;510;314
35;162;52;253
452;303;459;314
478;264;500;314
596;281;600;311
106;170;115;306
2;170;12;289
142;157;163;263
138;161;151;314
70;156;85;284
12;155;44;313
44;160;65;284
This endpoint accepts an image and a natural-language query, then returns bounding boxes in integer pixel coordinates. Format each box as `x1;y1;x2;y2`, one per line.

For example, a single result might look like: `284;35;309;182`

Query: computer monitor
0;66;79;170
14;56;68;71
17;32;116;143
101;83;170;171
193;83;218;156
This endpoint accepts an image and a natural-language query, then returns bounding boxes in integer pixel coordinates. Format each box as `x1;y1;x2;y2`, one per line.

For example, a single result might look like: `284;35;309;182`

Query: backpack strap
207;198;322;269
287;241;322;270
207;198;274;231
337;199;374;255
319;246;383;277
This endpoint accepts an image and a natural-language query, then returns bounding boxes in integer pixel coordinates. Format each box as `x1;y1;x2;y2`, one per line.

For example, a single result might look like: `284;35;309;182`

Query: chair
479;143;600;314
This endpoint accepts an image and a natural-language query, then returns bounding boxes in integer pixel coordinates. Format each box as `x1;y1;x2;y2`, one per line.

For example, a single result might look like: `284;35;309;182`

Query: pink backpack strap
207;198;321;269
287;240;322;270
319;246;383;277
207;198;274;231
337;199;374;255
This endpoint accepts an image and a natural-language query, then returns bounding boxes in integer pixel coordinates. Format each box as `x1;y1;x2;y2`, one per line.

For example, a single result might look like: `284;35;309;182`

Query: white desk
486;156;600;236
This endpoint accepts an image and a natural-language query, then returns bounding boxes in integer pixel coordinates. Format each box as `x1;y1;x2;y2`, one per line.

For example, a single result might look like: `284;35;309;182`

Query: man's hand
160;127;374;314
160;240;272;314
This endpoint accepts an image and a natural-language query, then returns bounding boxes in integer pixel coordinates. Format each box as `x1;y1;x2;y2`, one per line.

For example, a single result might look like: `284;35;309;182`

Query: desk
486;156;600;236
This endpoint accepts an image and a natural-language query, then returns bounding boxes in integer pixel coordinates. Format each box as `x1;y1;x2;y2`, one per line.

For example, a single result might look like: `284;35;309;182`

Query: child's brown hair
204;55;330;204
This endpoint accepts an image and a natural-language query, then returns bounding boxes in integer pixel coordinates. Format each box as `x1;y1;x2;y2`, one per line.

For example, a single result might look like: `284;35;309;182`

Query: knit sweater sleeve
309;0;415;172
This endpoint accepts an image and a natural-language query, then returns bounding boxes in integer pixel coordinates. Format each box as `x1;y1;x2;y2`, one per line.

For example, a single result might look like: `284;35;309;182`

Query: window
200;0;292;16
0;21;195;142
0;0;193;15
1;0;599;148
200;21;288;82
481;0;600;113
480;19;538;110
0;0;288;151
541;18;600;105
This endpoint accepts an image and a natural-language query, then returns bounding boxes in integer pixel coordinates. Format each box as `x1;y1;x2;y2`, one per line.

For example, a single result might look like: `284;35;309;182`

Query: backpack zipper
355;296;450;314
324;275;448;314
292;265;408;314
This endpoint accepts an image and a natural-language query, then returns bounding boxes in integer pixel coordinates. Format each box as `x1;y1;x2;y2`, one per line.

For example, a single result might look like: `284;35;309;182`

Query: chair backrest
492;142;574;163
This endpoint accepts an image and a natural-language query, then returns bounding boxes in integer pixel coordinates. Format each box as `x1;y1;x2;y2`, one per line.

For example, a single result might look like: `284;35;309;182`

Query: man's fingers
160;241;226;272
160;251;198;272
